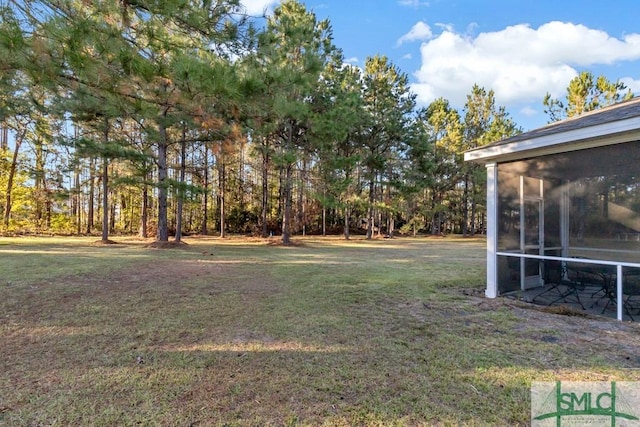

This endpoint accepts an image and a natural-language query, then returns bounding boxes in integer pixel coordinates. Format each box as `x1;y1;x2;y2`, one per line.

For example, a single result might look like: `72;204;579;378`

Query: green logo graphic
531;381;640;426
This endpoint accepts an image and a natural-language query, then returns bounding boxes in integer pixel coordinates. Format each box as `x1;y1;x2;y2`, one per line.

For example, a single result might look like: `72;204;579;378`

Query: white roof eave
464;116;640;164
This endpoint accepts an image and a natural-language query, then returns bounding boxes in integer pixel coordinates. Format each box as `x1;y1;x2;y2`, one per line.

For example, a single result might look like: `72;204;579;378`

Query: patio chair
623;270;640;321
532;259;586;310
569;263;618;314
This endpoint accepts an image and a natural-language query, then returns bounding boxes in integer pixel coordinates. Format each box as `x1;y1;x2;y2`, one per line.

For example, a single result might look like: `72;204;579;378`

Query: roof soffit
464;116;640;164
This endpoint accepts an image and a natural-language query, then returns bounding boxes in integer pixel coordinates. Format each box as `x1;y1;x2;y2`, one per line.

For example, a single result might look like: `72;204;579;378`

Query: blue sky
245;0;640;131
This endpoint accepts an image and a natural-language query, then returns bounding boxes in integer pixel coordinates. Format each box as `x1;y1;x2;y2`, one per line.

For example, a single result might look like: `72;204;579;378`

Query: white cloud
621;77;640;94
434;22;454;33
396;21;433;46
345;56;360;65
411;21;640;110
519;106;538;117
241;0;279;16
398;0;430;7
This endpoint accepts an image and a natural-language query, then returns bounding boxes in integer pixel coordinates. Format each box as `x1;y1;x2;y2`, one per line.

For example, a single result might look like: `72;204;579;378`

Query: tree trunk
470;185;477;236
0;126;7;150
261;139;269;238
87;157;95;234
343;170;352;240
366;179;375;240
157;116;169;242
297;156;306;234
34;141;44;226
462;172;469;237
200;144;209;235
128;194;134;233
343;205;350;240
101;119;110;242
237;140;246;212
101;156;109;241
277;166;284;229
322;205;326;236
282;162;293;245
45;197;51;229
431;192;441;235
175;129;187;242
75;166;81;235
139;177;148;238
219;161;226;238
109;192;116;234
3;129;25;227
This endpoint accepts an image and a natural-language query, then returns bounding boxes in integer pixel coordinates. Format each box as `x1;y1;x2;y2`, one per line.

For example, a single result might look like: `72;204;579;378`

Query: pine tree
359;55;415;239
254;0;335;245
405;99;462;235
462;85;520;235
311;53;365;239
543;71;633;122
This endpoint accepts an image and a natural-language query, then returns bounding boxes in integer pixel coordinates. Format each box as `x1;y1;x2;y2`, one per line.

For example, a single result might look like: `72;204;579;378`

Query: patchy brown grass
144;240;190;249
1;235;639;426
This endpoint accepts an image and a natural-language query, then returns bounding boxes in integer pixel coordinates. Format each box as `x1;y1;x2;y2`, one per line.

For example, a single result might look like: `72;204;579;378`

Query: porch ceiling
497;141;640;181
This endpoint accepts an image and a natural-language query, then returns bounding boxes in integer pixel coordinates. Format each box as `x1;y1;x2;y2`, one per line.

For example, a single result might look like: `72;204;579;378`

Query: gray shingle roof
482;96;640;149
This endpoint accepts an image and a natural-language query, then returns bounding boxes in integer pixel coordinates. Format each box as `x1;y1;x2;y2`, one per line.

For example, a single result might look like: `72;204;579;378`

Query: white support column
617;265;623;321
486;163;498;298
519;176;525;290
560;180;570;258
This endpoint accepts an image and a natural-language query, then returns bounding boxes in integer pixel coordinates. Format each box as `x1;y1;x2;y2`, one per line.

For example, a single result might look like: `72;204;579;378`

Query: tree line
0;0;631;243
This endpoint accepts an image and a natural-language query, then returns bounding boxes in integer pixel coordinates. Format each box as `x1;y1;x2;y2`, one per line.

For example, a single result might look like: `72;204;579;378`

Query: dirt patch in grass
144;240;190;249
90;239;120;245
265;238;305;247
455;292;640;366
404;288;640;374
536;304;591;317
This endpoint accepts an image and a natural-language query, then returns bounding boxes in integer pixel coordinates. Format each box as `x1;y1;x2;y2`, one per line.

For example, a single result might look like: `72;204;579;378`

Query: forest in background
0;0;631;244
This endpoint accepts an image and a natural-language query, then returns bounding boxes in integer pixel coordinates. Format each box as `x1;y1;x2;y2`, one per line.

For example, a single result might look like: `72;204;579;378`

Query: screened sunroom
465;97;640;321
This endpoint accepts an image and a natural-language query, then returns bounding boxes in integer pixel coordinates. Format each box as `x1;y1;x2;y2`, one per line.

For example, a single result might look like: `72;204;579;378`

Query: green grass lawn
1;235;639;426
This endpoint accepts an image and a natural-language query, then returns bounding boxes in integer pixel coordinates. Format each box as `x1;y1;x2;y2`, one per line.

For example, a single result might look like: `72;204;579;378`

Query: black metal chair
571;263;618;314
623;269;640;321
533;259;586;310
